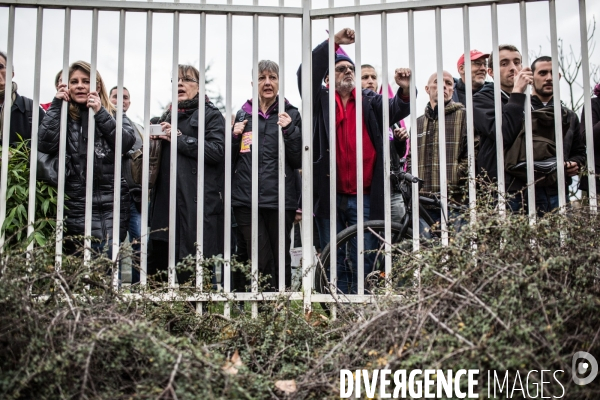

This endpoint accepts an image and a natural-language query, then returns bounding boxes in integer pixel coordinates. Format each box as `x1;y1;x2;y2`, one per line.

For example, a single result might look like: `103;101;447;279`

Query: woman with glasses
38;61;135;253
148;65;225;285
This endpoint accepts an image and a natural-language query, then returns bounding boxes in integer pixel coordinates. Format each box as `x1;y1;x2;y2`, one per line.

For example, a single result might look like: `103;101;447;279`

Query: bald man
410;71;469;226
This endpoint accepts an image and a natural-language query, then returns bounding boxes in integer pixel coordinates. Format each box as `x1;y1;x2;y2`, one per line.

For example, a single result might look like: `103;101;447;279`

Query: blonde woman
38;61;135;253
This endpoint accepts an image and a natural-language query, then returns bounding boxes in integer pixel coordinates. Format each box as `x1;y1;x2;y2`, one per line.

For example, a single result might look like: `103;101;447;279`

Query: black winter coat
579;97;600;191
473;85;527;191
530;95;586;195
149;102;225;260
452;78;492;108
38;97;135;241
297;40;412;220
4;92;45;145
231;99;302;210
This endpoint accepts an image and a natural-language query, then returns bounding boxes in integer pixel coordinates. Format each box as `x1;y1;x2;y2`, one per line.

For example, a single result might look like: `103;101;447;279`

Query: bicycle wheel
314;220;413;299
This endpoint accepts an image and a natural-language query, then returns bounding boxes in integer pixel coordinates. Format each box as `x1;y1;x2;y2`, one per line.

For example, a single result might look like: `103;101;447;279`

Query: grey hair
256;60;279;78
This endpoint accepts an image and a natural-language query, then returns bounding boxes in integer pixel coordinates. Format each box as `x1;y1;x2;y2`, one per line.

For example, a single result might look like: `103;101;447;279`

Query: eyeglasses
471;60;487;68
335;65;355;73
171;76;199;83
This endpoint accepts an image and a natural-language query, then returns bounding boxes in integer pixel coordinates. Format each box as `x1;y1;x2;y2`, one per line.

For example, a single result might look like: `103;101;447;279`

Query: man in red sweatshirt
298;28;412;294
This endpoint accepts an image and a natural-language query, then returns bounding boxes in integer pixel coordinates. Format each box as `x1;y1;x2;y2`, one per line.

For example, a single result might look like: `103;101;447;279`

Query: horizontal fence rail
0;0;597;318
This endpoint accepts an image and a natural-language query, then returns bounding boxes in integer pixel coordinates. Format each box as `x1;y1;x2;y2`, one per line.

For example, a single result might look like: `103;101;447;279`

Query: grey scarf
0;81;18;134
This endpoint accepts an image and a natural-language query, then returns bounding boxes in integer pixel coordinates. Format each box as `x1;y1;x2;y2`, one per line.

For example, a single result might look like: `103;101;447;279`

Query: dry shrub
0;204;599;399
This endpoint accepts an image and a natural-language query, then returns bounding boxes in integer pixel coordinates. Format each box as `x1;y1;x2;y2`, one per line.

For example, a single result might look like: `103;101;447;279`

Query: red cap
457;50;490;69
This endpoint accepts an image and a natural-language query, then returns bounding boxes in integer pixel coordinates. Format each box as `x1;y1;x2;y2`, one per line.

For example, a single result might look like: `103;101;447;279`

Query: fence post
301;0;313;313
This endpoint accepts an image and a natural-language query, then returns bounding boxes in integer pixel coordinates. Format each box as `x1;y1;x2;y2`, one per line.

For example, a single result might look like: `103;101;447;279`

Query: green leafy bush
0;138;59;246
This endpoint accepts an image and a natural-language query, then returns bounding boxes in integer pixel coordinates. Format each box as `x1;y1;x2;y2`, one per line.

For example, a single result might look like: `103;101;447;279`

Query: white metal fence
0;0;597;317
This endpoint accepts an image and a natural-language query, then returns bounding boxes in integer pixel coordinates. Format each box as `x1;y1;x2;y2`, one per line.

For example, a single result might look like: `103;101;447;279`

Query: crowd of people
1;26;599;294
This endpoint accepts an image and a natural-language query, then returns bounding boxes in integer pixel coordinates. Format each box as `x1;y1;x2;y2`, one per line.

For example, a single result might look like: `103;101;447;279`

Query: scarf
158;94;210;123
0;81;18;134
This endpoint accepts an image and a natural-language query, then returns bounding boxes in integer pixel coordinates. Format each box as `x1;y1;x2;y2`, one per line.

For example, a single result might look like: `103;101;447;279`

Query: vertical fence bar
224;10;233;317
301;0;313;312
520;1;537;222
354;11;364;296
462;6;477;224
196;11;207;313
112;9;126;290
490;3;505;216
579;0;597;211
0;5;15;253
408;10;419;252
435;7;449;246
84;9;99;267
26;7;44;254
55;8;71;268
278;2;286;292
251;12;259;318
168;11;180;289
380;11;392;280
548;0;567;213
327;6;337;314
140;10;153;287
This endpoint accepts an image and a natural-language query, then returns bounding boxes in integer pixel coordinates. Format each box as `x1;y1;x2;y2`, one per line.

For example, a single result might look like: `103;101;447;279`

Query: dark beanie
335;53;354;66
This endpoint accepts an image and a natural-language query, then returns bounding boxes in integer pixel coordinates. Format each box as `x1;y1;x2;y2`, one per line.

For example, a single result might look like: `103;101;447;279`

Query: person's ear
458;64;465;75
325;75;329;85
487;68;494;79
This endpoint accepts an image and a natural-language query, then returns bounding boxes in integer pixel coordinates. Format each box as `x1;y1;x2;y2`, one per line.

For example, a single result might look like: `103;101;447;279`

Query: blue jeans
315;194;378;294
535;187;563;216
127;202;142;284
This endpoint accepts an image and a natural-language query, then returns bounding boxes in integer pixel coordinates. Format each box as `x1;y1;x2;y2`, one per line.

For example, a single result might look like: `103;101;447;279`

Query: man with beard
452;50;491;106
473;44;532;211
528;56;586;213
297;28;412;294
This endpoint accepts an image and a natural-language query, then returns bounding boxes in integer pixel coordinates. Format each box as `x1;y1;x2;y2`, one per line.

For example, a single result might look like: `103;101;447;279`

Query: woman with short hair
148;65;226;285
38;61;135;252
231;60;302;291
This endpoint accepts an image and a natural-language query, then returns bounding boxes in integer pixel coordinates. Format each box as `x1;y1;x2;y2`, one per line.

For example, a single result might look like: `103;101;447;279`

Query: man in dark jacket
0;51;45;146
529;56;586;214
231;60;302;291
297;28;412;294
452;49;491;106
473;44;532;211
110;85;144;284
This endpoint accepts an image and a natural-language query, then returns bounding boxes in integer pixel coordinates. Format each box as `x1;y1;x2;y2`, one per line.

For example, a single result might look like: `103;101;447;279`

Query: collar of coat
242;97;290;119
424;100;464;120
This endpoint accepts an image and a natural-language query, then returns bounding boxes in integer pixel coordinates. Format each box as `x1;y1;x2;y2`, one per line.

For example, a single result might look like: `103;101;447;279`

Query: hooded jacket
452;78;493;107
473;84;527;191
38;97;135;241
231;98;302;210
530;95;586;195
297;40;412;220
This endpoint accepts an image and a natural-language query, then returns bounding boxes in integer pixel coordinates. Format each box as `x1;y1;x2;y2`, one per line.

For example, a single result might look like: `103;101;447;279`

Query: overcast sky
1;0;598;127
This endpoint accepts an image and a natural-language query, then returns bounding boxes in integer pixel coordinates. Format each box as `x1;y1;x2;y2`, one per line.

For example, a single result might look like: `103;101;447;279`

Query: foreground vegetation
0;205;599;399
